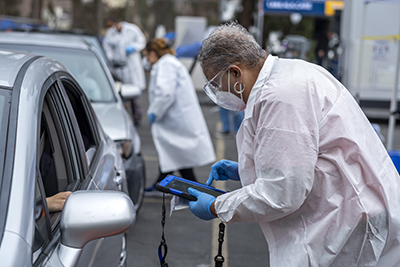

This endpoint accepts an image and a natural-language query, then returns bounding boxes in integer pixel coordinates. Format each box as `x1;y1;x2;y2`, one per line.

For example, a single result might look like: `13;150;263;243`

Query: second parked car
0;31;146;211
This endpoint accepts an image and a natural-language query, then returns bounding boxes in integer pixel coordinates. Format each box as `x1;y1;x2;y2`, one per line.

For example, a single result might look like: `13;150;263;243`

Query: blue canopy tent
0;16;49;31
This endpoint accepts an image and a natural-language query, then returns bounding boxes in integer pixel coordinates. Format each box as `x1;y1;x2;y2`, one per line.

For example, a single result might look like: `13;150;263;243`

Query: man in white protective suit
103;18;146;126
187;21;400;267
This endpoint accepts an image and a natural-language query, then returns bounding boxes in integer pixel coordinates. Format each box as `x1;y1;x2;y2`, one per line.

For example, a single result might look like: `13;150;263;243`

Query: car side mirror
58;190;135;266
120;83;141;99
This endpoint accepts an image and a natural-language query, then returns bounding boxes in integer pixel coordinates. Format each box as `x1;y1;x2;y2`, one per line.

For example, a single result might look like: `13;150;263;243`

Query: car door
59;76;127;267
33;74;124;267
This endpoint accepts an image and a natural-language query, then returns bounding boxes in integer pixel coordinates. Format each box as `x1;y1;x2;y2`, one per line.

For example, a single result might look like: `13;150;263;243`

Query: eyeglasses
203;69;228;102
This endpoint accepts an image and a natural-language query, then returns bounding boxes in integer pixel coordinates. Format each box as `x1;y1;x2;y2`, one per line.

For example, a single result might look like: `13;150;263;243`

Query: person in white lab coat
187;22;400;266
103;18;146;125
143;38;216;191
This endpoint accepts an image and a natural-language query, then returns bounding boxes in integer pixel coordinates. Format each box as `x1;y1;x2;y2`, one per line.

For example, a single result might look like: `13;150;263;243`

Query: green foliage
263;14;325;62
264;14;315;39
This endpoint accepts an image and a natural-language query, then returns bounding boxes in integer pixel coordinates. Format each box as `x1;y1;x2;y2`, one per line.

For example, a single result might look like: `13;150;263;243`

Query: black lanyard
214;222;225;267
158;193;169;267
158;194;226;267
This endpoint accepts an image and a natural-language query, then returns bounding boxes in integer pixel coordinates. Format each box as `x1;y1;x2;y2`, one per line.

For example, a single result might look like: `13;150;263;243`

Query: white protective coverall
103;22;146;90
214;55;400;266
147;54;216;172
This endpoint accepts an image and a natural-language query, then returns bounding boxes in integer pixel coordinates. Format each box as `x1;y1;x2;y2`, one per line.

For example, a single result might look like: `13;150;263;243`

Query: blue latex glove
206;159;240;186
125;46;136;55
188;188;216;220
148;113;156;125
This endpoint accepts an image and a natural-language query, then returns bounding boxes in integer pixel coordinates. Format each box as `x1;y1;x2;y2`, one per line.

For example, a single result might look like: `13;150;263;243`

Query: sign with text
263;0;330;16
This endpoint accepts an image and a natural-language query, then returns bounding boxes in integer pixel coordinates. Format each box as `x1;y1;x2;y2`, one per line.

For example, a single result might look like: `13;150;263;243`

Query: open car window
60;78;100;166
34;78;93;259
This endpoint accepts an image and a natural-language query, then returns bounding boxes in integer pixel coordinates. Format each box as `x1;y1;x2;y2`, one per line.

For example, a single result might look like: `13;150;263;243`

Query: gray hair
198;21;266;74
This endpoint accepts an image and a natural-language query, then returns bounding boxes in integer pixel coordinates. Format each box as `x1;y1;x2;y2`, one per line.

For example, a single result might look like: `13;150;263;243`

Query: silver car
0;50;135;266
0;31;146;211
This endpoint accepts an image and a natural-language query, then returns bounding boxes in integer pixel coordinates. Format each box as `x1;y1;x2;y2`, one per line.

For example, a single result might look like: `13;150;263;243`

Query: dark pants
124;98;142;126
131;97;142;125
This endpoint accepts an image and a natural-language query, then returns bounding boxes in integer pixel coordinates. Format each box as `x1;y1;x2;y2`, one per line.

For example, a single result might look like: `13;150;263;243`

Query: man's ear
228;65;242;78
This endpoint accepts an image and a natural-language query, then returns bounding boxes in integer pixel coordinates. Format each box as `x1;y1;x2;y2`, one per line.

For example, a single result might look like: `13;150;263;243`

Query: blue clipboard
156;175;226;201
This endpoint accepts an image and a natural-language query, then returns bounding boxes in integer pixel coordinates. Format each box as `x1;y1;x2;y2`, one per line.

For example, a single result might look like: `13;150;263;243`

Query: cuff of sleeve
207;199;215;217
213;194;233;223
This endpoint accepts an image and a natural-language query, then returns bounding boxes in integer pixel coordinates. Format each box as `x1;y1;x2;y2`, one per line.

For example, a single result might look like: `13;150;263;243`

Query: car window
0;89;11;239
60;78;100;166
34;79;93;262
35;81;87;224
34;89;69;258
33;174;50;256
41;94;74;195
80;35;110;67
0;44;116;103
0;90;10;184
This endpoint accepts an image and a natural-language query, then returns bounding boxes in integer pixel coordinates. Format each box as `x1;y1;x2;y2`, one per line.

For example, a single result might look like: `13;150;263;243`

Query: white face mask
203;69;246;112
216;90;246;111
142;57;152;71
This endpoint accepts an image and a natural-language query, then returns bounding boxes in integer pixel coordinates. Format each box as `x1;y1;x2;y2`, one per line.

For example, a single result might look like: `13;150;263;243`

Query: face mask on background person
142;57;152;71
204;69;246;112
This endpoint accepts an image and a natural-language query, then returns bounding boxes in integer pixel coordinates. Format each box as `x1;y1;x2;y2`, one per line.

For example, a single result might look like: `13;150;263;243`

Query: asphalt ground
126;90;269;267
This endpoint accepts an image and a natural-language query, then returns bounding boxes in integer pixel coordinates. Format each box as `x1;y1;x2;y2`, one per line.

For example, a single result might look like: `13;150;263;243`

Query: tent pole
256;0;264;46
354;3;368;104
386;37;400;150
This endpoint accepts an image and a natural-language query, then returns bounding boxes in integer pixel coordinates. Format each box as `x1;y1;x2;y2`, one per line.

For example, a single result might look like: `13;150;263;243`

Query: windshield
0;44;116;103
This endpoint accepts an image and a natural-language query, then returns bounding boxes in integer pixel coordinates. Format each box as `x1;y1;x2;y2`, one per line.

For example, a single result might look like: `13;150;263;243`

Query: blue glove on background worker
206;159;240;186
148;113;156;125
125;46;136;55
188;188;216;220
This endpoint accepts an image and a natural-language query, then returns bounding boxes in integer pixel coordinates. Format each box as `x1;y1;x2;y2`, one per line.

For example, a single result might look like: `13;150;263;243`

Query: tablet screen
166;179;225;198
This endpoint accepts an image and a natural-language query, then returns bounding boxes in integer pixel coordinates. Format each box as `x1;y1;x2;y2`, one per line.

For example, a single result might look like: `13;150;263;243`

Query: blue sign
263;0;326;16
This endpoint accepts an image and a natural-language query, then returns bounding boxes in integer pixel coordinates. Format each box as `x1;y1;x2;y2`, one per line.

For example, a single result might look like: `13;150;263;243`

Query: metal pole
125;0;129;22
32;0;40;20
96;0;102;35
354;3;368;104
256;0;264;46
220;0;226;22
386;37;400;150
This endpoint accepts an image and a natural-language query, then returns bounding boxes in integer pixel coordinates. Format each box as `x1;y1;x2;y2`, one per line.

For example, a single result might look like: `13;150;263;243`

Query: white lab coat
103;22;146;90
147;54;216;173
215;55;400;266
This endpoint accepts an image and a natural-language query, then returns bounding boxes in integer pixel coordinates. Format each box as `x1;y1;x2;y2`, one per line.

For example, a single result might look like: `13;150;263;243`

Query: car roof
26;30;112;66
0;49;38;88
0;31;92;51
13;30;113;69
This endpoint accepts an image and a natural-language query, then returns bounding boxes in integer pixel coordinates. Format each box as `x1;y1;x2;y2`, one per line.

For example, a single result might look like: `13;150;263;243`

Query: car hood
91;102;129;141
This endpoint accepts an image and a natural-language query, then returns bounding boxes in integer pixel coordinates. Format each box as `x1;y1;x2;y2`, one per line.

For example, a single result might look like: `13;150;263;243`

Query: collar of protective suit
244;54;277;120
